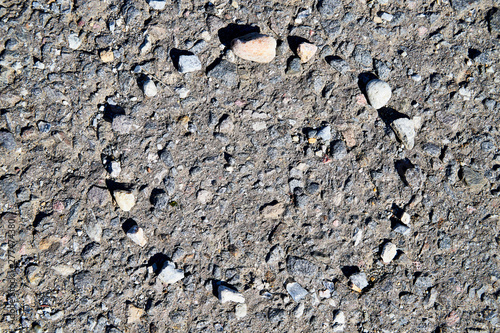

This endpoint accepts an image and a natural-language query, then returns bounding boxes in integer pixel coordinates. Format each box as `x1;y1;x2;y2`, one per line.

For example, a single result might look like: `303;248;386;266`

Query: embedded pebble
350;272;368;292
158;261;184;284
391;118;415;149
235;303;248;318
393;222;411;235
333;311;346;332
231;33;276;63
197;190;213;204
148;0;166;10
461;166;487;188
218;285;245;303
68;33;81;50
328;57;350;75
286;57;302;75
261;202;285;219
366;79;392;109
297;42;317;63
286;282;309;302
178;54;202;73
126;225;148;247
143;77;158;97
112;115;138;134
113;190;136;211
100;50;114;63
0;131;16;151
381;242;397;263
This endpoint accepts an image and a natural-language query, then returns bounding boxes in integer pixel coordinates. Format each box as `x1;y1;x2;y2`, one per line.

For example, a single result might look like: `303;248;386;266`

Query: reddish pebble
53;201;65;213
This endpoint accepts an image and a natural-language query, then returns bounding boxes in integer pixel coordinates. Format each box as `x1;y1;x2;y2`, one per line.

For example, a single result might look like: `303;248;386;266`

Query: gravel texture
1;0;500;332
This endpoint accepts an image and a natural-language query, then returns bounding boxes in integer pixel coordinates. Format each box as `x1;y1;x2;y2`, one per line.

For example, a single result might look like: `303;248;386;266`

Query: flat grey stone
287;256;318;277
178;55;202;73
0;131;16;150
461;166;487;188
286;282;309;302
391;118;415;149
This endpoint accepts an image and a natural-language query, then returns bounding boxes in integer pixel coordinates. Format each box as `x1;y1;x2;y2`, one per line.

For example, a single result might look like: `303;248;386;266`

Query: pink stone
231;33;276;63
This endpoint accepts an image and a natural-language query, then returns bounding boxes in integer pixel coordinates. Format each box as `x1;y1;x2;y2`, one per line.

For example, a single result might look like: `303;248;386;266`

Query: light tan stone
261;202;285;219
231;33;276;63
113;190;135;211
297;42;317;63
100;50;114;63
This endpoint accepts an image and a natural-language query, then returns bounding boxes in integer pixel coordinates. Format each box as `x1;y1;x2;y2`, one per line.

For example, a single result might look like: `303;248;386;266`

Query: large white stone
158;261;184;285
381;242;397;263
68;34;81;50
113;190;136;211
148;0;166;10
366;79;392;109
218;285;245;303
143;78;158;97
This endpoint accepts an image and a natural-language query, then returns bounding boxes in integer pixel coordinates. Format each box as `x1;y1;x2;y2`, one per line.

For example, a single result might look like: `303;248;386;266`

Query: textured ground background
0;0;500;332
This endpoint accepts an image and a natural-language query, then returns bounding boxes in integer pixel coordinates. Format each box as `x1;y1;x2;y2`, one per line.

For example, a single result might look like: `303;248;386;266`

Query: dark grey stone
353;45;372;68
328;56;350;75
81;242;100;260
321;20;342;39
294;193;309;208
461;166;487;188
159;149;174;167
207;60;238;88
73;271;94;290
306;182;320;195
163;176;175;196
331;140;347;160
0;131;16;151
152;191;169;210
268;308;286;323
489;8;500;33
287;256;318;277
451;0;479;12
318;0;342;18
422;143;442;157
374;59;391;80
0;176;18;202
286;57;302;75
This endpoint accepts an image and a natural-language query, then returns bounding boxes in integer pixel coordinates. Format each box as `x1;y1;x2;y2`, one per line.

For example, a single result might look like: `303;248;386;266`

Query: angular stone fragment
148;0;166;10
286;282;309;302
87;186;111;207
235;303;248;318
297;42;317;63
113;190;136;212
366;79;391;109
287;256;318;277
112;115;138;134
231;33;276;63
143;77;157;97
261;202;285;219
126;225;148;247
218;285;245;303
158;261;184;285
350;272;368;292
178;54;202;73
333;311;346;332
391;118;415;149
